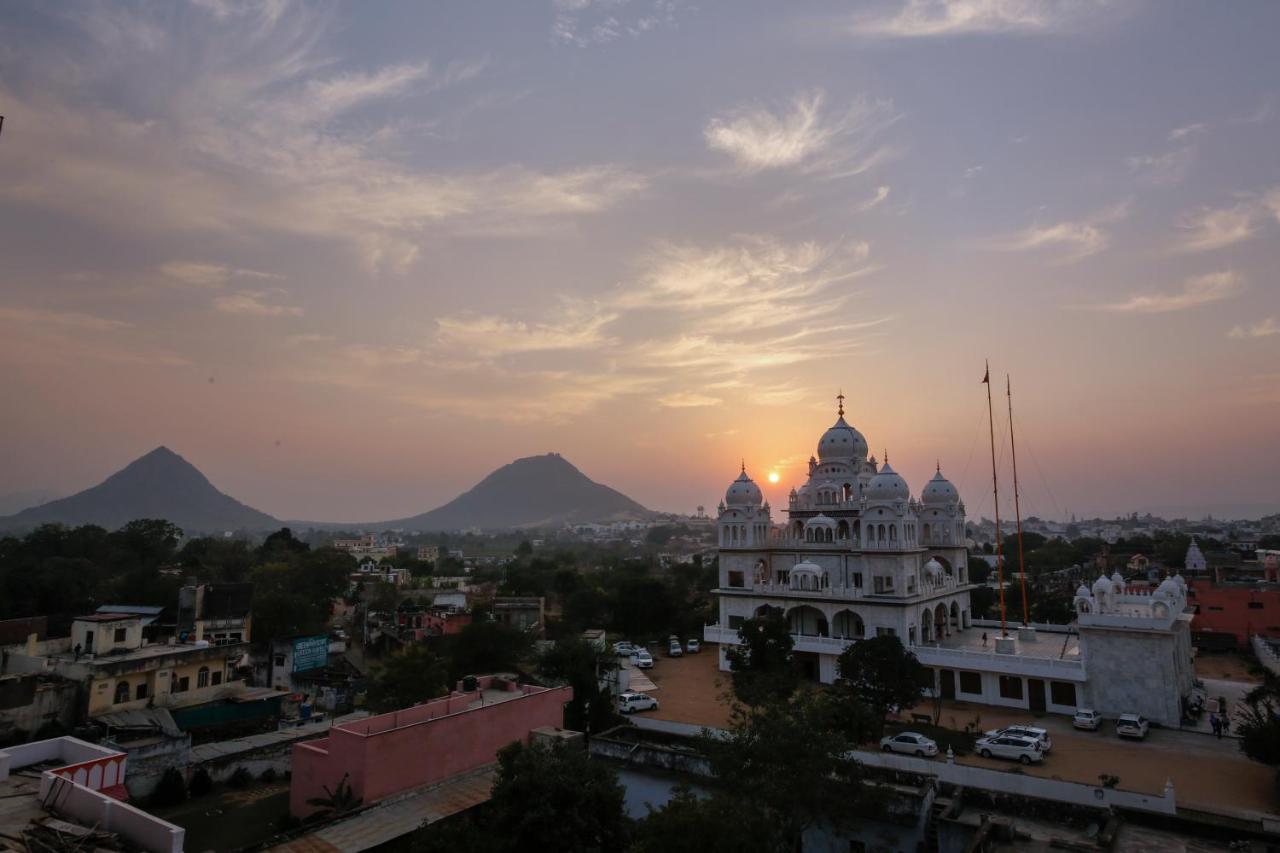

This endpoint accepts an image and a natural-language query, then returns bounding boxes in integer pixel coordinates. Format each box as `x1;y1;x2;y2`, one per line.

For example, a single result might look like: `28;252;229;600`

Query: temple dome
866;461;910;502
725;469;762;507
921;467;960;505
817;416;869;462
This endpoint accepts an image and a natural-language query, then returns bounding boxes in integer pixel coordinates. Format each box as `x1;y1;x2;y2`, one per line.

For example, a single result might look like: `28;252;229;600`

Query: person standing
981;632;988;648
1211;713;1222;739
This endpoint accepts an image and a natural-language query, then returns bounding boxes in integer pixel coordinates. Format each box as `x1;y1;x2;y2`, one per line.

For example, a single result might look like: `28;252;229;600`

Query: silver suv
975;734;1044;765
985;724;1052;753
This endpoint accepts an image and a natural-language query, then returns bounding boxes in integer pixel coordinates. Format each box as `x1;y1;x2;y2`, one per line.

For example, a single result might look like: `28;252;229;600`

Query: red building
1187;578;1280;649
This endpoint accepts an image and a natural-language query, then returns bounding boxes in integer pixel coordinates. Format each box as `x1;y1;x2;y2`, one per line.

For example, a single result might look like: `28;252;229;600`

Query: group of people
1210;709;1232;738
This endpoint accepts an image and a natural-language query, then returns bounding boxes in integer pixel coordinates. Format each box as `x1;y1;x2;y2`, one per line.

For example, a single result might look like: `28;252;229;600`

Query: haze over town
2;0;1278;522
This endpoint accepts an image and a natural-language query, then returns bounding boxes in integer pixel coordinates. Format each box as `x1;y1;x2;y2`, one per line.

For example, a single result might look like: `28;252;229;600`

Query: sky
1;0;1278;523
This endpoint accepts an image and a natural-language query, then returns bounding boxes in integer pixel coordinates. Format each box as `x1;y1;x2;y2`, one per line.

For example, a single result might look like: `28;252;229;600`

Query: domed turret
1092;574;1112;596
921;465;960;505
725;465;762;507
816;393;868;462
1154;576;1181;600
1076;583;1092;599
866;460;909;502
924;557;944;581
1110;571;1125;593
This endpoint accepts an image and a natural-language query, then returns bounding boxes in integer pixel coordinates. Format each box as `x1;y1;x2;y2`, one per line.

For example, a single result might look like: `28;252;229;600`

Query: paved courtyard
640;643;1280;818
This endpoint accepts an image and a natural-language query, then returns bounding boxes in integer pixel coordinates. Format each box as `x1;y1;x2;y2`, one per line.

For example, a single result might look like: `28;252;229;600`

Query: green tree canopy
443;620;533;682
538;637;618;733
835;634;926;737
724;609;797;707
365;643;449;713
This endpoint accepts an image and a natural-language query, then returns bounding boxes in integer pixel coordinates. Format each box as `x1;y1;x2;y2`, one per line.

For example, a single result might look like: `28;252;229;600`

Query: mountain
0;489;62;516
0;447;280;533
369;453;651;532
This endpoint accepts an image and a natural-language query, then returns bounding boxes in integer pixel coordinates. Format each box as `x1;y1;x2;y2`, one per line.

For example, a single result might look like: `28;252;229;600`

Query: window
728;570;745;588
959;671;982;695
851;572;863;588
114;681;131;704
1248;602;1264;610
136;683;148;700
873;575;894;593
173;676;190;694
728;615;745;629
212;671;223;686
1050;681;1077;707
197;667;210;689
998;676;1023;700
273;654;286;667
113;627;127;643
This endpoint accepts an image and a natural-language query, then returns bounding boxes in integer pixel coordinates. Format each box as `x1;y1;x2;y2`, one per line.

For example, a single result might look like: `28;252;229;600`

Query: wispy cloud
552;0;684;47
214;289;304;317
0;306;132;331
704;90;898;177
981;203;1128;263
1087;271;1243;314
1175;203;1258;252
160;261;281;287
845;0;1122;39
0;3;644;273
1228;318;1278;339
1168;122;1206;141
285;236;889;422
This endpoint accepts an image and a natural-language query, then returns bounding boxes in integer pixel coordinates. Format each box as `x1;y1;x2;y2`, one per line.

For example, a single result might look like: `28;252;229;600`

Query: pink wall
289;679;571;818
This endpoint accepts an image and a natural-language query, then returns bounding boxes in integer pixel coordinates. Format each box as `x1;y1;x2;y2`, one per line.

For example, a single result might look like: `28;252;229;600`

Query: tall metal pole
1008;375;1030;626
984;361;1007;637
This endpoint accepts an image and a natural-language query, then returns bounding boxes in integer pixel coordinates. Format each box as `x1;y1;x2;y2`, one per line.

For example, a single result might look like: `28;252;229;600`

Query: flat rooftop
47;640;248;667
936;627;1081;661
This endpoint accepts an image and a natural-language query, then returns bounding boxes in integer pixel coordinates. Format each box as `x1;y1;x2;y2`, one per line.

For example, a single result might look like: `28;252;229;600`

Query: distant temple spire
837;390;845;417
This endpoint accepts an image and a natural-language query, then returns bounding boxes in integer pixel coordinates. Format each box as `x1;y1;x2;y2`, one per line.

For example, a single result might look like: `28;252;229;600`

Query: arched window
197;666;210;689
825;528;834;543
113;681;130;705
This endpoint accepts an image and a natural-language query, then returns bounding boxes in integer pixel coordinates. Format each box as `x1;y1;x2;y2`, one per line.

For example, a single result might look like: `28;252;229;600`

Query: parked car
975;734;1044;765
613;641;638;657
668;639;683;657
1073;709;1103;731
686;638;701;653
1115;713;1150;740
879;731;939;757
635;650;654;669
985;724;1052;752
618;692;659;714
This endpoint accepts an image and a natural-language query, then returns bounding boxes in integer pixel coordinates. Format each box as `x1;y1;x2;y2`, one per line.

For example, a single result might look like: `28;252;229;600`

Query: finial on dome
936;459;941;474
740;458;746;474
837;390;845;417
883;449;889;464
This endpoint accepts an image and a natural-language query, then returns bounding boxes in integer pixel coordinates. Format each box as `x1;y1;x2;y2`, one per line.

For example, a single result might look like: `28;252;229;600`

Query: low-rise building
177;581;252;645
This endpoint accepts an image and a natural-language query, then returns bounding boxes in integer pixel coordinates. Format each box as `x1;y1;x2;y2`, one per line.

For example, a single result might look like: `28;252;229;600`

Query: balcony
722;581;865;600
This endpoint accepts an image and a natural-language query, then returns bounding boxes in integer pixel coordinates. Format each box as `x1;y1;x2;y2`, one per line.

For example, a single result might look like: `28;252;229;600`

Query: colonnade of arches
918;601;962;644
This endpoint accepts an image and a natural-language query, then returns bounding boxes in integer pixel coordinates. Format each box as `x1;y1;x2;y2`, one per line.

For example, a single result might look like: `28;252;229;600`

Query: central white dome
865;460;909;502
817;416;869;462
725;469;763;507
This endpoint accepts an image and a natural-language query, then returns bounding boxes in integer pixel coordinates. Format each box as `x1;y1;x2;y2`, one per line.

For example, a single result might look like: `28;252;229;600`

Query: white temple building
704;398;1196;725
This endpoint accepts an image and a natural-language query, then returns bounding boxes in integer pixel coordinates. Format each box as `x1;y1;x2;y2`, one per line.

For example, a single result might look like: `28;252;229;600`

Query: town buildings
705;400;1197;725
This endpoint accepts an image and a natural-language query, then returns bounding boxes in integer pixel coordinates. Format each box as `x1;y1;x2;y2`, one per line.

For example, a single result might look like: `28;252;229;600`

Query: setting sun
767;471;780;484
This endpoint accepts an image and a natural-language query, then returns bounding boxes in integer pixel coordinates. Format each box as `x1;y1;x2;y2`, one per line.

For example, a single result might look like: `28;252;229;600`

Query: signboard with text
292;635;329;673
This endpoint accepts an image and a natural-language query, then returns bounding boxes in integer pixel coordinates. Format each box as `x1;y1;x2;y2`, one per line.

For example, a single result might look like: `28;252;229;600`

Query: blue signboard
292;635;329;673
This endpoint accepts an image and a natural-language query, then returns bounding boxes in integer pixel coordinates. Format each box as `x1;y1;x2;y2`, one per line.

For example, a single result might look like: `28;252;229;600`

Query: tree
365;643;449;713
485;740;629;852
631;785;775;853
258;527;310;561
724;610;797;707
306;772;361;819
699;692;875;851
1236;677;1280;765
538;637;619;733
444;621;533;682
967;557;992;585
835;635;925;737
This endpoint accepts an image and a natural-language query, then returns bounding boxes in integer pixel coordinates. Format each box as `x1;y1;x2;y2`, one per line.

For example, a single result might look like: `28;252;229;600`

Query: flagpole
983;361;1007;637
1008;375;1030;626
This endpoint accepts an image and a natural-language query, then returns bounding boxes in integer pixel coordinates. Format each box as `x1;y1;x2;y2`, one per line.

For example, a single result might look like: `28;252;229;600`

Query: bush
260;767;278;783
188;768;213;797
150;768;188;808
229;766;254;789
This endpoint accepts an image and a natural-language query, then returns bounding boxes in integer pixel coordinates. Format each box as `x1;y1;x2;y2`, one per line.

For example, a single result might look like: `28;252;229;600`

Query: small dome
806;513;836;528
1092;574;1112;595
866;461;910;502
792;560;822;574
1110;571;1125;591
1174;573;1186;588
921;467;960;505
817;416;869;462
1155;576;1181;599
924;557;944;579
725;469;762;507
1076;584;1092;599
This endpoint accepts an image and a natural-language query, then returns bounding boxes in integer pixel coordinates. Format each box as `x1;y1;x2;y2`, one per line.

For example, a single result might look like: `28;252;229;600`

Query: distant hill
0;489;61;516
0;447;280;534
366;453;651;532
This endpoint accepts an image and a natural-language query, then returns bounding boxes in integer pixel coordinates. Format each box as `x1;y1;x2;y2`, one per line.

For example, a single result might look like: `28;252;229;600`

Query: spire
936;459;941;474
836;390;845;418
740;458;746;474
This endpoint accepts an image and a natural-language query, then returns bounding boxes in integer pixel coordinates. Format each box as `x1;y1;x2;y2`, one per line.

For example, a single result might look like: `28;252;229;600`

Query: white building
704;400;1196;725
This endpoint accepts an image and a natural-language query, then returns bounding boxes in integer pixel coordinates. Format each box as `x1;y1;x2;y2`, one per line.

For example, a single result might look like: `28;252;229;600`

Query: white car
668;640;683;657
1073;709;1103;731
986;724;1052;752
685;638;700;653
613;641;637;657
635;650;654;669
618;692;659;714
1116;713;1150;740
879;731;939;757
975;734;1044;765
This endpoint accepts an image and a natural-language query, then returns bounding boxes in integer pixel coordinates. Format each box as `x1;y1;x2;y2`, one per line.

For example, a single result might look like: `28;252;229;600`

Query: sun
767;471;780;484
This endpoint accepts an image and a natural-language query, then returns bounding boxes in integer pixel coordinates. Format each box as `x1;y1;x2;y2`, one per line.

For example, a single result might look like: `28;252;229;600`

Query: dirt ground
642;644;1279;817
1194;651;1263;684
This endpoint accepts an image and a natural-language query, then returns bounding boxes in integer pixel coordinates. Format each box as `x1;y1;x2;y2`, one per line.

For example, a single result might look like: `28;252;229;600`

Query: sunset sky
2;0;1278;523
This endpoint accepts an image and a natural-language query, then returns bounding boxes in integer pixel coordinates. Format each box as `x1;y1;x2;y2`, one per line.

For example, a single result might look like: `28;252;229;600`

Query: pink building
289;676;571;819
